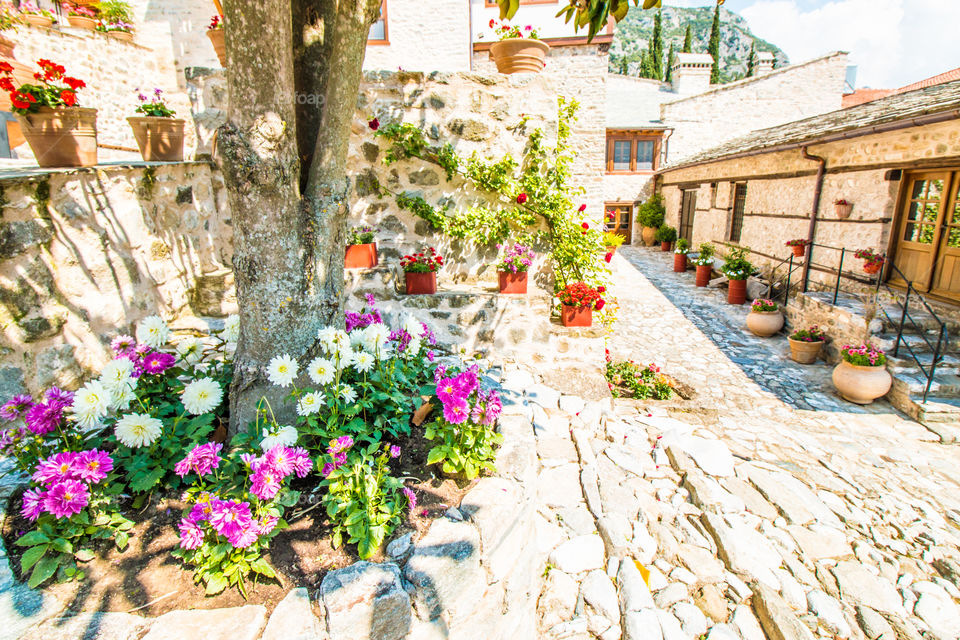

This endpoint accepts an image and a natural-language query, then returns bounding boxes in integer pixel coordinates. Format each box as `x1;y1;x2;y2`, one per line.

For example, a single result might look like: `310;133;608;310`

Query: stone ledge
0;160;215;182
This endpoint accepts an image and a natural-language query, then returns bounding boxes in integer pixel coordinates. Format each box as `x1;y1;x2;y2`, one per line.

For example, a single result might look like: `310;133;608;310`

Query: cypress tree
618;57;628;75
639;48;657;80
746;42;756;77
708;1;721;84
650;9;664;80
664;42;675;83
682;25;692;53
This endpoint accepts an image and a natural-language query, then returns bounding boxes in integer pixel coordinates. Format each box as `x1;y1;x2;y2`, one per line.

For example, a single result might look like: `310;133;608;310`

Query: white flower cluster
260;424;298;450
222;314;240;343
135;315;170;349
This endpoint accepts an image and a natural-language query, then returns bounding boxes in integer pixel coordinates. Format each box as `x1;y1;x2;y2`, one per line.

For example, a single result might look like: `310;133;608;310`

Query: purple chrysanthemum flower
426;350;435;363
442;398;470;425
141;351;176;375
290;447;312;478
43;479;89;518
365;294;377;307
229;525;259;548
24;401;64;435
174;442;223;477
402;487;417;511
33;452;81;485
436;377;461;405
390;445;401;458
44;387;74;406
21;488;45;521
208;499;254;541
110;335;136;356
178;518;205;550
74;449;113;484
433;364;447;384
0;394;34;421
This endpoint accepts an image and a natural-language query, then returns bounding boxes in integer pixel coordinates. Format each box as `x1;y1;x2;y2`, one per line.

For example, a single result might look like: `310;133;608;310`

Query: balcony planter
498;271;527;294
22;14;54;28
660;241;672;252
863;262;882;275
673;254;687;273
695;265;712;287
344;243;378;269
489;38;549;74
788;338;822;364
835;202;853;219
17;107;98;168
107;30;134;43
561;304;592;328
746;310;784;337
832;361;891;405
127;116;185;161
792;245;805;258
727;279;747;305
207;28;226;67
67;15;97;30
405;271;437;295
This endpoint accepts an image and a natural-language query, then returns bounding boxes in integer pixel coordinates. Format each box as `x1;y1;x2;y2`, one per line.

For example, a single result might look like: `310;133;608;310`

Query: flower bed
604;355;675;400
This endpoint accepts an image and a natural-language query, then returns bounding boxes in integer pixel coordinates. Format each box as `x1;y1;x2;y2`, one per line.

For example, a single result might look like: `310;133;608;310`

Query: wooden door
890;171;952;291
680;190;697;243
605;203;632;244
930;174;960;299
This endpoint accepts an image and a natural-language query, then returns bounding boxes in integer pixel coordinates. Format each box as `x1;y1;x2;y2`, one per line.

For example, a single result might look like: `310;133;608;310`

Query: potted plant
832;343;891;405
127;88;185;161
486;19;548;75
721;246;754;305
401;247;443;295
637;194;665;247
854;249;884;275
344;225;378;269
785;238;808;258
66;5;97;30
788;325;825;364
746;298;784;337
18;1;53;28
656;225;677;252
692;243;715;287
835;198;853;219
96;0;134;41
1;59;96;167
100;20;134;41
207;15;225;67
0;4;31;118
604;230;625;254
496;242;535;294
674;239;689;273
558;282;604;328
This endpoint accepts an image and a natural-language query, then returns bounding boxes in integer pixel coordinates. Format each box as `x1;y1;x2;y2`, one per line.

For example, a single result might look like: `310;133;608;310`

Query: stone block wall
0;163;233;397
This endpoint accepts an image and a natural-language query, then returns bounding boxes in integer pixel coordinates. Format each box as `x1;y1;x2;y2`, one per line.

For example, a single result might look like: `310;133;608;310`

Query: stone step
886;352;960;377
891;370;960;396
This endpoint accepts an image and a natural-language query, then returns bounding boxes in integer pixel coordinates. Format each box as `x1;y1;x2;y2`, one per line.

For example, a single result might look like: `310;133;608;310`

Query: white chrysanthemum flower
267;354;299;387
363;324;391;353
406;338;422;356
99;358;135;393
222;315;240;343
349;329;366;347
308;357;335;385
402;314;425;339
296;392;325;416
317;325;337;348
353;350;375;373
340;384;357;404
261;425;298;450
335;346;355;368
109;380;137;412
71;380;112;429
115;412;163;448
181;377;223;415
136;315;170;349
176;337;205;364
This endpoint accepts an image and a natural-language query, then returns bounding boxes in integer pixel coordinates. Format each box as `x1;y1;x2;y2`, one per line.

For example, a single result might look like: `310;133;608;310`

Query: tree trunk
220;0;380;433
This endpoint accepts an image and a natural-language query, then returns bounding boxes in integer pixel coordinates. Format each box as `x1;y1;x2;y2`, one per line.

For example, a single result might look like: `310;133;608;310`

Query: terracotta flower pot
673;254;687;273
695;264;712;287
127;116;185;162
67;15;97;30
832;360;891;405
561;304;592;327
746;310;784;337
22;14;54;28
660;241;672;252
16;107;98;168
498;271;527;294
641;226;657;246
792;245;805;258
835;203;853;219
788;338;823;365
864;262;882;275
344;243;378;269
605;245;618;255
405;271;437;295
107;30;134;42
727;279;747;305
207;28;226;67
489;38;549;74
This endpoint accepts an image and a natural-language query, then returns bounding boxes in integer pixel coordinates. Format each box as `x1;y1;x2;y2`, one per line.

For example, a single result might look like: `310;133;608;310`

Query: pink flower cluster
1;387;74;438
841;343;886;367
174;442;223;477
496;243;536;274
111;335;176;377
433;365;502;426
244;445;312;500
345;294;383;332
321;435;354;476
22;449;113;520
178;494;279;550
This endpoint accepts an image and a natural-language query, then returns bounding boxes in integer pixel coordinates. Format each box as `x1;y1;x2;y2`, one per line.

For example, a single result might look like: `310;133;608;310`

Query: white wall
471;0;612;42
364;0;472;71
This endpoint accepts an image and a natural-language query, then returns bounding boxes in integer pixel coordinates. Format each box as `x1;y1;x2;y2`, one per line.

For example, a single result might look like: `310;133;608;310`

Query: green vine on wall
367;99;610;293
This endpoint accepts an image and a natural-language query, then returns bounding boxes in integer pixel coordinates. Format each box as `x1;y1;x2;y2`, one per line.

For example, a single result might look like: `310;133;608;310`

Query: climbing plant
367;98;611;298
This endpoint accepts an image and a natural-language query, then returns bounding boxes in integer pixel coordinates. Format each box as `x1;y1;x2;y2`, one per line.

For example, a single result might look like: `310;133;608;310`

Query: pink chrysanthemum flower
1;394;34;421
208;499;253;541
111;335;136;356
289;447;312;478
33;452;81;485
228;524;259;549
263;446;295;477
21;488;46;521
141;351;176;375
43;479;89;518
178;517;205;550
74;449;113;484
255;515;278;536
250;468;281;501
403;487;417;511
442;398;469;425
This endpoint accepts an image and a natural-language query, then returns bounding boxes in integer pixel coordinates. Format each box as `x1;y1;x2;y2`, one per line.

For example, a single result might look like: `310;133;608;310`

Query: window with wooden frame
368;0;388;43
605;131;662;174
729;183;747;242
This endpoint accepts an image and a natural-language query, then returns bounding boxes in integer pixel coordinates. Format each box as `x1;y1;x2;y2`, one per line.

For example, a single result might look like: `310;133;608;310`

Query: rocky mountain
609;6;788;83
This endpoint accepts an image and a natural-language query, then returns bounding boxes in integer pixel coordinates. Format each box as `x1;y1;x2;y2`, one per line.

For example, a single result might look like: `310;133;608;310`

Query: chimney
671;52;714;95
756;51;775;75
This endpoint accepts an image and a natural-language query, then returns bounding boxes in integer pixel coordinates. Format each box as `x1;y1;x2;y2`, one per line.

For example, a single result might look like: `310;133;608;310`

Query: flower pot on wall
835;203;853;219
498;271;527;294
344;243;378;269
673;254;687;273
746;310;784;337
832;360;891;404
489;38;549;74
727;279;747;305
660;241;672;252
22;14;54;28
107;30;134;42
67;15;97;30
864;262;882;275
405;271;437;295
695;265;712;287
17;107;98;167
788;338;822;364
641;226;657;246
207;29;226;67
792;245;805;258
127;116;185;162
561;304;592;327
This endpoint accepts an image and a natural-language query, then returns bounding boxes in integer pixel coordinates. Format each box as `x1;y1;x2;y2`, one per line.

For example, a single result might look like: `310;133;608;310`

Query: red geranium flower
368;117;380;131
0;77;14;92
11;92;35;110
596;300;606;311
581;222;589;230
60;90;76;106
516;193;527;204
63;77;85;90
0;62;12;74
578;204;586;212
604;252;613;263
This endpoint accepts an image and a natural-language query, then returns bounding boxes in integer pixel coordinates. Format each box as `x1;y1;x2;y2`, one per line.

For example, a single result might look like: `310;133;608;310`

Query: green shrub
655;225;677;243
637;194;665;228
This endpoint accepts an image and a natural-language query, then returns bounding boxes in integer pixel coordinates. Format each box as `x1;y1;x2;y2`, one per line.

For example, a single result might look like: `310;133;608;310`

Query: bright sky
663;0;960;89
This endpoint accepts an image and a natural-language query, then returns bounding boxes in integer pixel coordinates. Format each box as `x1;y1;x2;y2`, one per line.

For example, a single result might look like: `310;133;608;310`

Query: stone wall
0;162;232;397
661;53;848;163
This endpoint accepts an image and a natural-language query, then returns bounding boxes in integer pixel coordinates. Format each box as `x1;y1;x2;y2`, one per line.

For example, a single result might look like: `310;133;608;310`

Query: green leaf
74;549;95;563
115;531;129;552
28;555;61;588
50;538;73;555
426;448;446;466
129;466;166;493
20;545;47;573
204;573;228;595
15;531;50;547
250;557;276;578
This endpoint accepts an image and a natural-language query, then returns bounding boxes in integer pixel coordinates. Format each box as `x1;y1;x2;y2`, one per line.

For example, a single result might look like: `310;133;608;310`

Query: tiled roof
842;88;893;108
841;67;960;109
895;67;960;95
661;80;960;171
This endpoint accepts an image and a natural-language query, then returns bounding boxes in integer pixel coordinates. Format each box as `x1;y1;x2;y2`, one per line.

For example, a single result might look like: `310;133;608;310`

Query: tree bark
220;0;380;432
